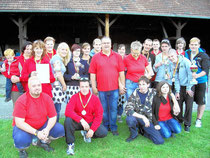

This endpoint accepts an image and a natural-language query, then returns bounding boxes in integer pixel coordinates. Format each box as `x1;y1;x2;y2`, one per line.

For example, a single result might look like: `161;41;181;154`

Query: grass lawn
0;112;210;158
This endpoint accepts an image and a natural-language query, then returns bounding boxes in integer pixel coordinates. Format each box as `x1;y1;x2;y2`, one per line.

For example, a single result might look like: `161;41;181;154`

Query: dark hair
79;77;90;85
156;81;171;97
118;44;125;50
138;76;150;84
21;41;32;53
71;44;81;52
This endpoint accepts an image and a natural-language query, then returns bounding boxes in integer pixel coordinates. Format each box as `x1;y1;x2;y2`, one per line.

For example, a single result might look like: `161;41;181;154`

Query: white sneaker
67;143;74;155
81;130;91;143
195;119;202;128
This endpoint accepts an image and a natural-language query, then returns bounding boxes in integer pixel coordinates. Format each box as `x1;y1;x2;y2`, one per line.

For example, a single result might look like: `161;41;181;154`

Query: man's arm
119;71;126;94
15;117;37;135
42;116;57;137
90;73;98;95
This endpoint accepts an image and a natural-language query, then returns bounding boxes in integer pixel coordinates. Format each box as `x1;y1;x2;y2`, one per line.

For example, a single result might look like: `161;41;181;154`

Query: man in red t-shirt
64;78;108;155
12;76;64;158
89;36;125;136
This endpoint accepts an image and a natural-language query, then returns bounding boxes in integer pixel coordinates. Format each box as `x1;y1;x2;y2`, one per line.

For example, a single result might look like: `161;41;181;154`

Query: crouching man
64;78;108;156
125;76;164;144
12;76;65;158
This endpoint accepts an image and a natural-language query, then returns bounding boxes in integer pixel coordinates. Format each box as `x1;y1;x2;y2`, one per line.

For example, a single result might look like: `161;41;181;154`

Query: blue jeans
13;121;65;149
125;79;138;100
158;118;181;138
99;89;119;131
126;116;164;144
54;103;61;122
6;78;24;99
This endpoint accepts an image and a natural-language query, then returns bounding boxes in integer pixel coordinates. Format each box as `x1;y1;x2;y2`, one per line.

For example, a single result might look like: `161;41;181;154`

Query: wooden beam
160;22;168;38
105;14;109;37
97;21;103;37
96;16;105;27
109;15;120;27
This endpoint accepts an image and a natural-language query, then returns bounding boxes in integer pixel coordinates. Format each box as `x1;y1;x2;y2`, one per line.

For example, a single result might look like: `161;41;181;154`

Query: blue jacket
185;48;209;84
153;53;173;85
174;56;193;93
89;49;96;57
50;54;66;75
64;58;89;86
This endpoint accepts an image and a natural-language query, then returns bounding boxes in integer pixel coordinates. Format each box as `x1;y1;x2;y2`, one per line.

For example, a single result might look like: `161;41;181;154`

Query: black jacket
152;94;175;125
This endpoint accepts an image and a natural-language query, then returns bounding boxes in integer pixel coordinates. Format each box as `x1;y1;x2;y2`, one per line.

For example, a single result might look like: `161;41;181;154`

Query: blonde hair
44;36;55;44
56;42;71;66
82;42;91;49
32;40;46;59
4;49;15;56
190;37;200;44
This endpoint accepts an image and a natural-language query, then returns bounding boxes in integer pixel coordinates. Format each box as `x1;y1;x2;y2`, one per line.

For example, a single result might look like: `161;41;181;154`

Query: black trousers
177;86;194;126
64;117;108;144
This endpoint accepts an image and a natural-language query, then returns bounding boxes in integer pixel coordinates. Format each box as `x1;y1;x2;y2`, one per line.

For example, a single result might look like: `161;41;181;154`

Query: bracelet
34;130;39;136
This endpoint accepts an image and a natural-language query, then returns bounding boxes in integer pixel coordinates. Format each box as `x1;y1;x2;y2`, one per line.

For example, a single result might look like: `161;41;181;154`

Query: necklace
172;58;179;82
34;58;41;64
79;93;92;115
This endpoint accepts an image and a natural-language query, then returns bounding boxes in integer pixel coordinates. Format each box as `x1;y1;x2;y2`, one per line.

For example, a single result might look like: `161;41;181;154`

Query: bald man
12;76;65;158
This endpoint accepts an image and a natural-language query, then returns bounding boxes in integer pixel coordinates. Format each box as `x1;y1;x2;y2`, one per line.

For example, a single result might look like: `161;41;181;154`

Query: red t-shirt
151;50;161;56
89;50;125;91
158;96;173;121
13;92;56;129
20;57;55;97
176;50;185;56
65;91;103;132
44;49;57;62
124;54;149;83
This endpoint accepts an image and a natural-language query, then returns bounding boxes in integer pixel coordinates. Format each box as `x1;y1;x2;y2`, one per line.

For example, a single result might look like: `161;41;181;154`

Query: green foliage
0;112;210;158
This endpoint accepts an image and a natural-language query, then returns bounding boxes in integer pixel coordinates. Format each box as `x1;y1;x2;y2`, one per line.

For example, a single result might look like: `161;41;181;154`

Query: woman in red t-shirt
152;81;181;138
12;40;55;98
9;41;32;106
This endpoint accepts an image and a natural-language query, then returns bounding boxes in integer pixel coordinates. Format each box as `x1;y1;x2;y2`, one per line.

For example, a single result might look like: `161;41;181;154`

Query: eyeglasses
80;77;89;81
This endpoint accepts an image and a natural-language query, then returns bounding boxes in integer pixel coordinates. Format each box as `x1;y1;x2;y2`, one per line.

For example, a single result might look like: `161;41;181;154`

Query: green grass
0;112;210;158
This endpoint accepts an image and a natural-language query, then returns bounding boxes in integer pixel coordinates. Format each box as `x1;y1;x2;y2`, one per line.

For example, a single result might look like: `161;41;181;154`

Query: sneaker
195;119;202;128
81;130;91;143
67;143;74;155
5;98;11;102
117;115;123;123
111;131;119;136
126;134;138;143
19;149;28;158
32;137;38;146
184;126;190;132
37;140;54;152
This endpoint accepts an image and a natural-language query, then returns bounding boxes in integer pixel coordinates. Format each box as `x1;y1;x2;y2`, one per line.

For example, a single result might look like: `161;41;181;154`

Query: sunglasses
80;77;89;81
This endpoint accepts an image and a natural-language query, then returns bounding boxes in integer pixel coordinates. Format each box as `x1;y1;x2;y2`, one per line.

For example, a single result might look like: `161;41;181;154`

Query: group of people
0;36;209;157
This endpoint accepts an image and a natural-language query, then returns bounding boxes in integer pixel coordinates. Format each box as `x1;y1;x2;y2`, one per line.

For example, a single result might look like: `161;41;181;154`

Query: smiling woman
15;40;55;98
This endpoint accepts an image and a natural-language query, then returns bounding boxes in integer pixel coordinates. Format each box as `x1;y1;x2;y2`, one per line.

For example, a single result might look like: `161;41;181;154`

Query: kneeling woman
152;81;181;138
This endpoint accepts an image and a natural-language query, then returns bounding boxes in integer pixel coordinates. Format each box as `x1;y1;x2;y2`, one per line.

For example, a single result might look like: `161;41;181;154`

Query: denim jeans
6;78;24;99
54;103;61;122
13;121;65;149
126;116;164;144
158;118;181;138
125;79;138;100
99;89;119;131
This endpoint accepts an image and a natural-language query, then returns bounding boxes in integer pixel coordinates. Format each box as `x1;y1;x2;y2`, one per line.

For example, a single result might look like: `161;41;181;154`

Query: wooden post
105;14;109;37
10;16;32;52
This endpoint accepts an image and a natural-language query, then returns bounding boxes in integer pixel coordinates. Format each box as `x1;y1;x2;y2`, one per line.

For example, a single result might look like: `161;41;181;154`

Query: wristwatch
34;130;39;136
